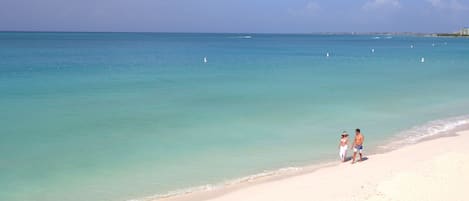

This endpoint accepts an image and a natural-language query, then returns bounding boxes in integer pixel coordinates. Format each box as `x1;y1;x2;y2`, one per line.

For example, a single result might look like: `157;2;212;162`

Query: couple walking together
339;128;364;164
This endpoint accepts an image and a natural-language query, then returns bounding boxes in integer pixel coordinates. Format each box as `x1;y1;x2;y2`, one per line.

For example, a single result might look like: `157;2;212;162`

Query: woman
338;131;349;162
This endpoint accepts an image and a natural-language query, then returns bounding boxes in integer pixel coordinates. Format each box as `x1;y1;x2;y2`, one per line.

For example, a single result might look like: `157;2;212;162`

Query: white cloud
427;0;469;11
362;0;401;10
288;1;321;16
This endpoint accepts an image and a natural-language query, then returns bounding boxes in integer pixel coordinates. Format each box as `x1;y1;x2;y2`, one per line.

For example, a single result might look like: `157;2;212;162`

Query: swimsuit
353;145;363;153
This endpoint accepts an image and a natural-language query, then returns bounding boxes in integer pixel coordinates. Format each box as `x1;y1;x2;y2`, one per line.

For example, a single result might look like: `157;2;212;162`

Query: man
351;128;364;164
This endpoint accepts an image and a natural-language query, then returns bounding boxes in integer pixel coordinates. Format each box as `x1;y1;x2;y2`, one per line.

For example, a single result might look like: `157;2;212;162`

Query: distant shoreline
0;30;466;36
435;33;469;37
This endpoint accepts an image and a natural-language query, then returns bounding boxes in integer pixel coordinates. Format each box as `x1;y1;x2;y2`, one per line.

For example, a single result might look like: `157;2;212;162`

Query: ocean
1;32;469;201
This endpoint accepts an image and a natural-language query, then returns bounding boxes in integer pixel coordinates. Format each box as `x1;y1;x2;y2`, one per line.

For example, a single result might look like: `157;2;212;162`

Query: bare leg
352;152;357;164
359;153;363;161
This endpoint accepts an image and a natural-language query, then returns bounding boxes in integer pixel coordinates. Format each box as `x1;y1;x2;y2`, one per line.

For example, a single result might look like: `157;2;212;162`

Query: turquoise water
1;32;469;201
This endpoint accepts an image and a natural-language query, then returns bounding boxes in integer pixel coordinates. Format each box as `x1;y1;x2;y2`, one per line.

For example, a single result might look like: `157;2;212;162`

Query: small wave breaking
136;167;303;201
379;115;469;151
230;35;252;39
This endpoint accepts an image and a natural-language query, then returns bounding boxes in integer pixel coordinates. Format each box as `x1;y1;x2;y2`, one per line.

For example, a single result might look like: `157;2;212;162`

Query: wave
133;114;469;201
135;167;305;201
230;35;252;39
378;115;469;151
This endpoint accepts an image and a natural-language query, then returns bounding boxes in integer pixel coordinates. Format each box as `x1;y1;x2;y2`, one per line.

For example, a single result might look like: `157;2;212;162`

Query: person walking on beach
338;131;349;162
351;128;364;164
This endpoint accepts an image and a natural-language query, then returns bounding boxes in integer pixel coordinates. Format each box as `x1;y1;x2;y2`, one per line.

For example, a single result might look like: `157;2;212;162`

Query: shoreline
152;128;469;201
140;115;469;201
203;128;469;201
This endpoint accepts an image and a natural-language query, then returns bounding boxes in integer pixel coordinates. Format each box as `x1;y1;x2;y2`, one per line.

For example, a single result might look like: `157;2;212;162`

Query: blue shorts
353;145;363;153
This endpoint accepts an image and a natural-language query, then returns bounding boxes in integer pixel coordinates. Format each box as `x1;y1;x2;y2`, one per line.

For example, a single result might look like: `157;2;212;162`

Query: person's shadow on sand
344;156;369;162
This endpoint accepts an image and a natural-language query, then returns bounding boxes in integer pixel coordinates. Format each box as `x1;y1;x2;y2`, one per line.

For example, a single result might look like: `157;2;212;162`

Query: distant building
460;27;469;35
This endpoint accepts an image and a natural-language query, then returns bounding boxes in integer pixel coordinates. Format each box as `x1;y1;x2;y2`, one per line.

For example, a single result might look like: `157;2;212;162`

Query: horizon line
0;30;445;35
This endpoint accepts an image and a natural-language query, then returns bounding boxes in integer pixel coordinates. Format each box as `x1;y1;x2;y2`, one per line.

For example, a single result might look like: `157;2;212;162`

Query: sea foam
135;167;304;201
379;115;469;151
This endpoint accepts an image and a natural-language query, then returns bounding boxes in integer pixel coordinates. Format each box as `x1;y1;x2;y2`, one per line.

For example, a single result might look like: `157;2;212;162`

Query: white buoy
421;57;425;63
371;48;375;53
410;45;414;48
203;56;207;63
326;52;330;57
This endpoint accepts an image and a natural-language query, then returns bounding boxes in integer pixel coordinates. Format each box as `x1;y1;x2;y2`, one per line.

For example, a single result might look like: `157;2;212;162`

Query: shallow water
1;32;469;201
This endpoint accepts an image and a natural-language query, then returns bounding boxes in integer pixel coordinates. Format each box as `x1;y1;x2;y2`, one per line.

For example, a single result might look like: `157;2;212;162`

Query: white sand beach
155;129;469;201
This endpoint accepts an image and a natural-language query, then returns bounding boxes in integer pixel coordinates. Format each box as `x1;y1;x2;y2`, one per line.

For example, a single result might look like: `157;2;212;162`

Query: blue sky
0;0;468;33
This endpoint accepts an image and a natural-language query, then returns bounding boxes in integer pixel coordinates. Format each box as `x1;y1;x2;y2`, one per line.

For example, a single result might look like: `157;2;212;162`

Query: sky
0;0;468;33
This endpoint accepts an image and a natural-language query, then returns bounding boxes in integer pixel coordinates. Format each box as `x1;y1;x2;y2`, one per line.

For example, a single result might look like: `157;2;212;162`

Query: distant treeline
436;33;469;37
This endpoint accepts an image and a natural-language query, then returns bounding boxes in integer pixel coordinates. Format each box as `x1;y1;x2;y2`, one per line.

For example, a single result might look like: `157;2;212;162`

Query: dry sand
154;130;469;201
